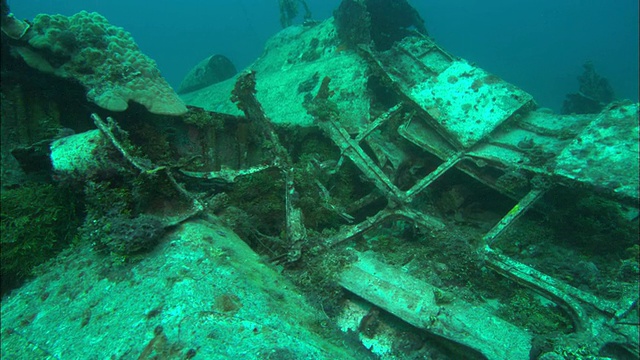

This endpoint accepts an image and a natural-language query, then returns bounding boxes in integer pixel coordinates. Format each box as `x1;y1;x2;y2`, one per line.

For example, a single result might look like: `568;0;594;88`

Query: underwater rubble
1;0;638;359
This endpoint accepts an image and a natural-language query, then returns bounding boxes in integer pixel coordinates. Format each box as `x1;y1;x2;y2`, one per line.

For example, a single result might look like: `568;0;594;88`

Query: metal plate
374;36;534;149
410;61;533;149
555;103;639;200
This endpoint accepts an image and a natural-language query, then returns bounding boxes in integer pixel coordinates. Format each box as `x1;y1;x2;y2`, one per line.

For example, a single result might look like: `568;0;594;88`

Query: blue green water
11;0;639;112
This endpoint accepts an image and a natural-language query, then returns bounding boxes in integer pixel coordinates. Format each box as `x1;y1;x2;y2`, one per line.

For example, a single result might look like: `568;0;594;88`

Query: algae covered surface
1;1;638;359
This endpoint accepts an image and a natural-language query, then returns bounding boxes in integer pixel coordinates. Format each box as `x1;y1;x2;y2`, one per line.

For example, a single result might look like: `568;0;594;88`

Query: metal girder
307;56;638;356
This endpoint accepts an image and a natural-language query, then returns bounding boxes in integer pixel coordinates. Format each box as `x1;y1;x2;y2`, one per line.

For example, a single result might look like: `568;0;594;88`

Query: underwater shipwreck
1;0;638;359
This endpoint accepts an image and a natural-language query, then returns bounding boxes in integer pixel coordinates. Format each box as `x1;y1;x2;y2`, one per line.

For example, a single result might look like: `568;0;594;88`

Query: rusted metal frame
91;113;152;173
484;246;624;333
403;152;464;202
326;206;445;248
284;168;306;262
325;208;393;247
312;66;601;336
393;207;445;232
356;37;637;351
480;188;595;332
313;179;355;223
480;188;629;334
481;185;631;331
345;191;382;214
396;44;448;76
92;113;204;213
482;188;547;246
470;149;639;349
451;157;551;205
483;247;589;332
359;47;464;150
231;71;292;169
360;102;621;342
396;118;458;160
179;164;275;183
320;102;461;208
486;245;625;318
404;30;457;62
231;71;307;252
355;103;404;143
340;251;533;360
356;47;605;328
317;116;405;203
316;100;447;248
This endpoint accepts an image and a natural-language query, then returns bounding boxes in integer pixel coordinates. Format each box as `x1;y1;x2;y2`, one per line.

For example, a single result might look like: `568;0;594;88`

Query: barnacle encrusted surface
16;11;187;115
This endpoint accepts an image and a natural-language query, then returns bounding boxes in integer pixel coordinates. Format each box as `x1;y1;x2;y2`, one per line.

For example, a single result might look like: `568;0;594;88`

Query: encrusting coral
12;11;187;115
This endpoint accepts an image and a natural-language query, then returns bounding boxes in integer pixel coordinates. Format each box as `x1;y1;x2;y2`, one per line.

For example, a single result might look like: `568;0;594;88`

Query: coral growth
562;61;615;114
13;11;186;115
576;61;615;104
82;211;166;256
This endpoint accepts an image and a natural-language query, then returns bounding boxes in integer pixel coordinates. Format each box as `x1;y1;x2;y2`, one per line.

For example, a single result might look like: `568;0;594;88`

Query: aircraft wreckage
1;0;638;359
